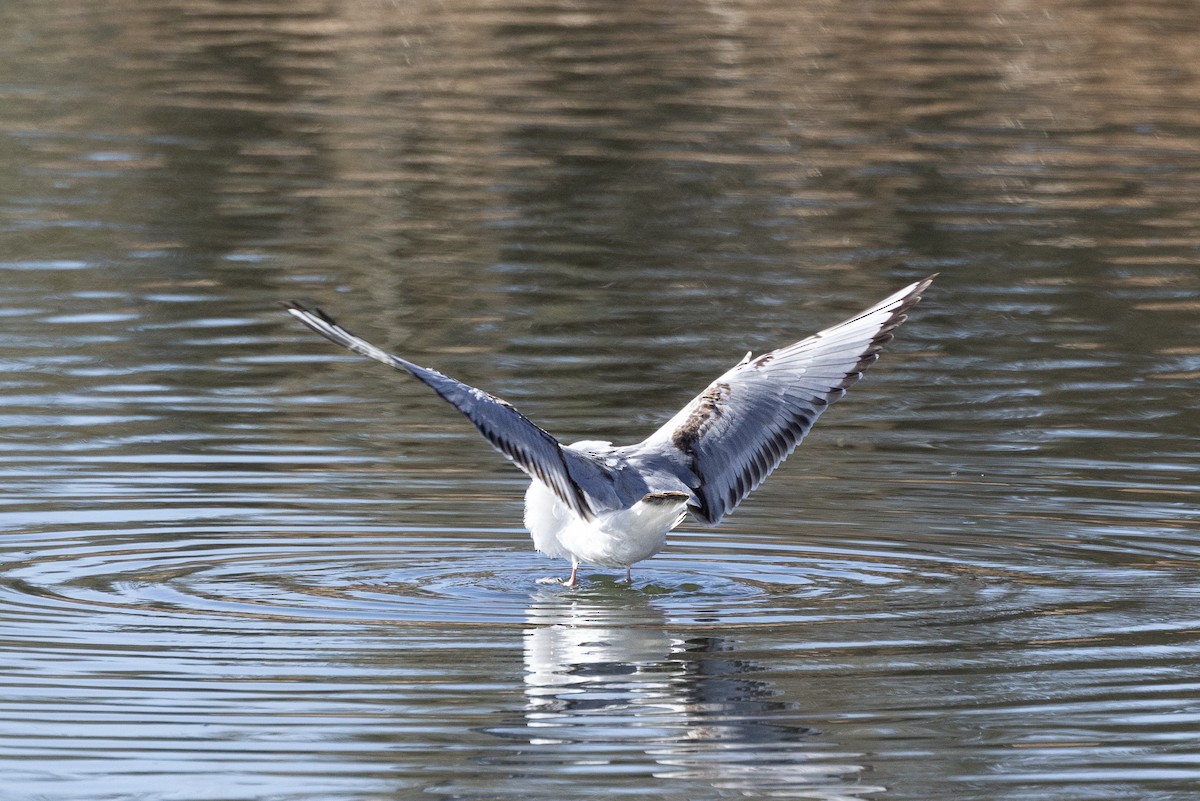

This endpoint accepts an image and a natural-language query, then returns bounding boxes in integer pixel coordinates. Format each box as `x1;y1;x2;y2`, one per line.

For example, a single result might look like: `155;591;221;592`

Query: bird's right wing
642;276;933;525
283;302;614;521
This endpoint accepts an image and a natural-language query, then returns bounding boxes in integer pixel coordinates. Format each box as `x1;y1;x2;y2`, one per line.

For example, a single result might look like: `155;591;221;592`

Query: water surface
2;0;1199;799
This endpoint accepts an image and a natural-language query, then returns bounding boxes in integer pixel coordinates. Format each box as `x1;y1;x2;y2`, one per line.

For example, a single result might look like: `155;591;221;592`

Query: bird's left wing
641;275;934;525
283;302;614;521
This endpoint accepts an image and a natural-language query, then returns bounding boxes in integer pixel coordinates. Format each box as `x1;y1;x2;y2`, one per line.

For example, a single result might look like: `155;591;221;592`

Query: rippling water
2;0;1200;799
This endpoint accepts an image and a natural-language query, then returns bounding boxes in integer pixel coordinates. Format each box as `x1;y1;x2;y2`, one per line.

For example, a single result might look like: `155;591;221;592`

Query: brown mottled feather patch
670;382;731;452
642;491;691;504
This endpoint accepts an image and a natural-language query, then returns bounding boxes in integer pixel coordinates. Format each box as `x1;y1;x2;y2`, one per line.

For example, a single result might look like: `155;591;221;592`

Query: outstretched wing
283;302;612;521
643;276;934;525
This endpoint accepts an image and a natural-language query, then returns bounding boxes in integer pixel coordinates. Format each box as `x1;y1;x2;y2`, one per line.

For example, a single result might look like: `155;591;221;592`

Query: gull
284;275;933;587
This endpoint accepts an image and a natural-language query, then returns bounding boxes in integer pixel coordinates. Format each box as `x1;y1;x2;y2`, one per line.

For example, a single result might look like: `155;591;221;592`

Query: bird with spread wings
285;275;933;586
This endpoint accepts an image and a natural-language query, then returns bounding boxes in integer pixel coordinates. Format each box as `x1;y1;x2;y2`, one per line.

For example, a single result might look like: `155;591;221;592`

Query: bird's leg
623;566;632;585
536;560;580;587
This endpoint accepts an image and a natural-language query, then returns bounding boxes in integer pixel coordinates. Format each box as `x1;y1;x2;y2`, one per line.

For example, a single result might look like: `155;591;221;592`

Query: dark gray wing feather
642;276;934;525
283;302;611;521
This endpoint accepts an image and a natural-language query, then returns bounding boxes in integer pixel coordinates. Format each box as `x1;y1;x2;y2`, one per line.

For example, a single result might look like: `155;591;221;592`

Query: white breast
523;481;689;569
524;480;575;560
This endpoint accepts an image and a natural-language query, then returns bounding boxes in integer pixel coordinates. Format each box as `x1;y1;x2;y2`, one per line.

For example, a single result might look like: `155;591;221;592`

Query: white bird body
285;275;933;586
526;475;690;582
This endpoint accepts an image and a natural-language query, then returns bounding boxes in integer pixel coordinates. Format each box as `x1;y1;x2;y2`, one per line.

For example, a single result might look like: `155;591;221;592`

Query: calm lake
2;0;1199;799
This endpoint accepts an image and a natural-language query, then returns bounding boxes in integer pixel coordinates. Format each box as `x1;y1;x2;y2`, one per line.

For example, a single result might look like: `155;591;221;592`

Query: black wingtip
281;300;342;329
911;273;937;301
882;273;936;331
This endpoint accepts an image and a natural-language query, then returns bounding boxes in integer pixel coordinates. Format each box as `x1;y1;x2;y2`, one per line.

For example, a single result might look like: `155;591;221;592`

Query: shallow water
2;0;1200;799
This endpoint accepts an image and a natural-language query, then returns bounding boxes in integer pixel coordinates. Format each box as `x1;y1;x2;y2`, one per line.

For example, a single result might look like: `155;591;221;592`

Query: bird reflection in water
510;588;885;799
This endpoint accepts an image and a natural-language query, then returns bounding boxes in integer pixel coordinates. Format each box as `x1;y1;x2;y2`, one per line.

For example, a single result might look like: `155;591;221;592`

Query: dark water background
2;1;1199;799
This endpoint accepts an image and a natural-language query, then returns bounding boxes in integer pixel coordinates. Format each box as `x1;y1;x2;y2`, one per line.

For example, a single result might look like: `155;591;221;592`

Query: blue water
2;0;1199;799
